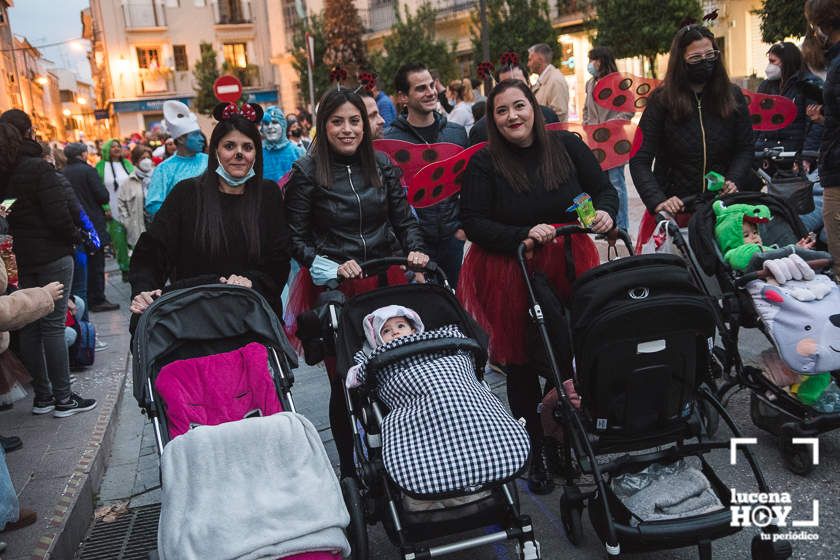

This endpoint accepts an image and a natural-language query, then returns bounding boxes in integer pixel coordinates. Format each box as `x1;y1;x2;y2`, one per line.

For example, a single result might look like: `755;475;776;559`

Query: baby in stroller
713;200;840;410
346;304;531;499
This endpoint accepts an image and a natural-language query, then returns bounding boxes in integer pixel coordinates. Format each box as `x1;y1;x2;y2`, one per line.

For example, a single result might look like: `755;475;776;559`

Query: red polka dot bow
221;102;258;122
499;51;519;67
477;61;495;80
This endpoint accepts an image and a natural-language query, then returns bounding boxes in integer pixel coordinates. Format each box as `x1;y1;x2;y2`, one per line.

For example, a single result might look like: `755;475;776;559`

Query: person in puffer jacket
630;24;753;253
285;87;428;479
385;62;468;288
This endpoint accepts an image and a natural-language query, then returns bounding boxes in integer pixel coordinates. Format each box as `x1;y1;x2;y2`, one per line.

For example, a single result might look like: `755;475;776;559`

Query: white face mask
137;158;154;172
765;63;782;81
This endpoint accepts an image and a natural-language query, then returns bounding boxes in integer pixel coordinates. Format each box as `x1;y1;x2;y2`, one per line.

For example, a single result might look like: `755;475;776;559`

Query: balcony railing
360;0;472;33
138;68;175;95
213;0;253;25
123;0;166;29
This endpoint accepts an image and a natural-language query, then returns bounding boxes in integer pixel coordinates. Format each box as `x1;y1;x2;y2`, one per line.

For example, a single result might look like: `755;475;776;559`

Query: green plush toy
713;201;774;271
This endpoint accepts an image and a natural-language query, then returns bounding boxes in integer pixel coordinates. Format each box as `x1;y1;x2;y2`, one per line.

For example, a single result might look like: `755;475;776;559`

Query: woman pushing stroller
459;78;617;494
284;87;429;479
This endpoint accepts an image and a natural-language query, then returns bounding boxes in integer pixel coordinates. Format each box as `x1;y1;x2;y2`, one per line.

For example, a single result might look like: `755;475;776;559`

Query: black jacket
62;158;109;239
755;70;823;153
2;139;78;268
129;177;290;317
384;113;467;240
630;85;754;213
820;42;840;188
285;151;425;267
468;105;559;145
461;131;619;255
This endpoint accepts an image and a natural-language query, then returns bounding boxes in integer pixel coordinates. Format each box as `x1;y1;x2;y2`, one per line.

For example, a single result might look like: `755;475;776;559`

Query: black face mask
686;59;716;85
290;129;302;138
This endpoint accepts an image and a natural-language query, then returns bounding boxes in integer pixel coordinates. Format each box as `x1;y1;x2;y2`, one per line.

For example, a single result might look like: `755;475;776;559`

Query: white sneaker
95;339;108;351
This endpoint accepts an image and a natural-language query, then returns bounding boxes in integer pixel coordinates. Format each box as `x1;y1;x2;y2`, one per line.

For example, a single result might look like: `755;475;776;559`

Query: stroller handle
516;225;634;261
734;258;833;287
346;257;449;286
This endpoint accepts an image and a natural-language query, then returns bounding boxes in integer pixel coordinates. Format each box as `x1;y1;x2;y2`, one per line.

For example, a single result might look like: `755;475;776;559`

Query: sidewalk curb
29;358;129;560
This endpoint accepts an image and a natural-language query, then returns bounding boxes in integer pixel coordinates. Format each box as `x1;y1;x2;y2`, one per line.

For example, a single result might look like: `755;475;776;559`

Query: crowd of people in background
0;0;838;549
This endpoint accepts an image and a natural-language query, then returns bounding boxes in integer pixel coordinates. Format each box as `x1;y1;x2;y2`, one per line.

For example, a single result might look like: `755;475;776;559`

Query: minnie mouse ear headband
212;101;264;123
330;66;349;90
499;51;520;67
477;61;495;81
678;10;718;31
357;71;377;94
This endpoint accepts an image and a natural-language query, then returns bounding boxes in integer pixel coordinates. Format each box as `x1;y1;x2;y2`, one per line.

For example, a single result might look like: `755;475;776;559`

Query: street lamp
77;97;87;105
62;108;71;117
35;76;49;86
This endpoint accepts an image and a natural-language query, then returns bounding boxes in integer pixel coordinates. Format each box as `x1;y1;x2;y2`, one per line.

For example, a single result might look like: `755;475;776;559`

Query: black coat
285;151;425;267
2;139;78;268
129;177;291;316
630;85;754;213
820;42;840;188
384;113;467;241
62;159;109;239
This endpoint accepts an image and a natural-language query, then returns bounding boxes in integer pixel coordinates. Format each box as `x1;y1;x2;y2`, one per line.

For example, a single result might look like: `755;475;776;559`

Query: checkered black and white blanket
353;325;530;497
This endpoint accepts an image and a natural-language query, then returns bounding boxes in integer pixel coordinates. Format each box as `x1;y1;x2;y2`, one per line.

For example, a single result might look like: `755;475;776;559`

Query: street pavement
72;176;839;559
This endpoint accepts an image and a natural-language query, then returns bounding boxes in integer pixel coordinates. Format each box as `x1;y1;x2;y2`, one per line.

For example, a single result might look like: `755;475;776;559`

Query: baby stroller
132;284;350;560
520;226;790;559
686;191;840;476
308;258;541;560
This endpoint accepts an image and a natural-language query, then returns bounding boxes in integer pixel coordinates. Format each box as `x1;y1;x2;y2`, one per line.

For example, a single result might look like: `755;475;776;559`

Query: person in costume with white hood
261;106;305;184
144;100;208;218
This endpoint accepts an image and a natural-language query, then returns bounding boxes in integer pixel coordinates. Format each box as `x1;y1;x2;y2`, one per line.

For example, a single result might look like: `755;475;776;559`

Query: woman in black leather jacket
630;24;753;251
285;87;428;478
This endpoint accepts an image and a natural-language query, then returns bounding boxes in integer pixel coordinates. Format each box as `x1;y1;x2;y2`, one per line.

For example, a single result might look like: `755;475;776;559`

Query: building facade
87;0;281;138
268;0;776;119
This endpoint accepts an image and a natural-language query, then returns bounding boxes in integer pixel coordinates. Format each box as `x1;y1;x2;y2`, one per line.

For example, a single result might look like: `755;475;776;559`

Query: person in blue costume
261;106;305;184
145;100;208;218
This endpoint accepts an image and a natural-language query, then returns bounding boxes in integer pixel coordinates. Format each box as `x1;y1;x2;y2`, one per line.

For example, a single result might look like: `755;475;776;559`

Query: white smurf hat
163;100;200;140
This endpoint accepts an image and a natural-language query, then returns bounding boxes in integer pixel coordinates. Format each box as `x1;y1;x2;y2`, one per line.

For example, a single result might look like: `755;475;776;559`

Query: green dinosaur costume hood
713;200;773;271
95;138;134;180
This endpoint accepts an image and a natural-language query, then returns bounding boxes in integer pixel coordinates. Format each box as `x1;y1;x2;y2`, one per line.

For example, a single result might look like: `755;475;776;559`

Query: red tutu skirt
458;235;599;366
284;266;408;352
635;211;692;254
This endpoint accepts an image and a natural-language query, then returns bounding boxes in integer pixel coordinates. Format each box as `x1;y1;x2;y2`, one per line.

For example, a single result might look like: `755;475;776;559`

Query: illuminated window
136;47;161;69
558;41;575;76
223;43;248;68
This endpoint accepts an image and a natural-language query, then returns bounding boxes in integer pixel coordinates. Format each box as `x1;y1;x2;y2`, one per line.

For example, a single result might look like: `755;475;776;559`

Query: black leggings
506;364;555;443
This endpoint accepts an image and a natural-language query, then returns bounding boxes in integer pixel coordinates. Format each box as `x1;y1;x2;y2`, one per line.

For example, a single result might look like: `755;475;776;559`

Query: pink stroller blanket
155;342;283;439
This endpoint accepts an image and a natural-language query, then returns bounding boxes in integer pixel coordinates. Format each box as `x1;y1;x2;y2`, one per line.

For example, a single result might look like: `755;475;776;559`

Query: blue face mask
587;62;598;77
215;157;256;187
185;131;205;154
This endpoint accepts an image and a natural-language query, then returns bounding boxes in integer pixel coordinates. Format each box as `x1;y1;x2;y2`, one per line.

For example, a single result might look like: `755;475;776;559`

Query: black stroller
520;226;790;559
685;192;840;476
132;284;299;457
306;258;542;560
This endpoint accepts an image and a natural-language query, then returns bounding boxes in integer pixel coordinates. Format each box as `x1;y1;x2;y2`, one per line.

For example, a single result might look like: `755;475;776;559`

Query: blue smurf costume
261;106;305;184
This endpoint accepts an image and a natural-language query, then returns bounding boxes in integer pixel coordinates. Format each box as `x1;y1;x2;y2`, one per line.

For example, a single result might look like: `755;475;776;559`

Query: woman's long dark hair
311;87;381;189
768;42;802;91
194;115;265;260
0;123;22;177
659;25;736;121
588;46;619;78
485;80;572;194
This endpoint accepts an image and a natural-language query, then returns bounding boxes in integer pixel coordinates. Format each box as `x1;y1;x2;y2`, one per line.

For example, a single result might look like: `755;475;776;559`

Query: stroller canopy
132;284;298;408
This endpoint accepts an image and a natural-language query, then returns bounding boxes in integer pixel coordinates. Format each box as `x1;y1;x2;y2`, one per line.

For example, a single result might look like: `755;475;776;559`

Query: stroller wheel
751;534;793;559
341;477;369;560
560;493;584;545
778;434;816;476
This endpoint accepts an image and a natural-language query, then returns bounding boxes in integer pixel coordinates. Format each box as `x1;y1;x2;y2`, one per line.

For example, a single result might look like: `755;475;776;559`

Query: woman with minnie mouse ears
128;101;291;321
